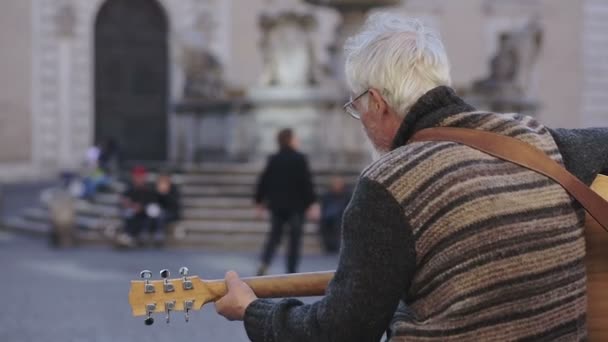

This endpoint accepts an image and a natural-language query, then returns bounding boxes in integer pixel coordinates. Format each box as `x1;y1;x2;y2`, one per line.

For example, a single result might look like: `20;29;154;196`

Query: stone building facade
0;0;606;181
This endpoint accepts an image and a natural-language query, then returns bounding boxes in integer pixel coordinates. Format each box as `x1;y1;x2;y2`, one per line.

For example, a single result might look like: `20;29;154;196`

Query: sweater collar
391;86;475;149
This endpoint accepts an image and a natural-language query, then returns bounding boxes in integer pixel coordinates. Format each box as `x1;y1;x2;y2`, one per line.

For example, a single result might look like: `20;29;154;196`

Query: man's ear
368;88;388;116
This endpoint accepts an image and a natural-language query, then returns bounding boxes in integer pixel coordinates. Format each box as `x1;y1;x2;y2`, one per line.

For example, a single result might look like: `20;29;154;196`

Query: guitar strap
409;127;608;232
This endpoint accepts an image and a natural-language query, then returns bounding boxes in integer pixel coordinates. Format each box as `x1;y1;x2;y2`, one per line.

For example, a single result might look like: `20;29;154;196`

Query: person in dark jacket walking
255;128;316;275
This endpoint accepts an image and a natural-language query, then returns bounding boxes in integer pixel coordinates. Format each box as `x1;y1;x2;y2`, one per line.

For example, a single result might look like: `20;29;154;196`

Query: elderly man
216;13;608;341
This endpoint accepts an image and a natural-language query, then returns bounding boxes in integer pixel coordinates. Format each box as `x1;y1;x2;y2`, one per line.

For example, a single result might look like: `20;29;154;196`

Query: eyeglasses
343;89;369;120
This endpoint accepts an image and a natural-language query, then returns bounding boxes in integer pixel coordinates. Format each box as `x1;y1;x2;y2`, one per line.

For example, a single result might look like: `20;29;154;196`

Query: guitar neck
202;271;335;302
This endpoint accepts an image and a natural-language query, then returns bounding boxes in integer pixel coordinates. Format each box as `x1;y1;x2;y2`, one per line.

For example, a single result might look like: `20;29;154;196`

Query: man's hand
215;271;258;321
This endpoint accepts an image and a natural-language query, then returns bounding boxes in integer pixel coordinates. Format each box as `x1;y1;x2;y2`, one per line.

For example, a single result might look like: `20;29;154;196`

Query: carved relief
179;41;225;99
55;3;77;39
468;17;543;112
258;11;320;87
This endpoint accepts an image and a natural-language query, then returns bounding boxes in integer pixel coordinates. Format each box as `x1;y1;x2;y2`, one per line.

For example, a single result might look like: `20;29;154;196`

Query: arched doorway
95;0;168;161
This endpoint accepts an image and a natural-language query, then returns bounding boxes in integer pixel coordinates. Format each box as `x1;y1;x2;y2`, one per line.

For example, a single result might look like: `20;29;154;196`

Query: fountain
245;10;340;162
173;1;403;166
244;1;403;165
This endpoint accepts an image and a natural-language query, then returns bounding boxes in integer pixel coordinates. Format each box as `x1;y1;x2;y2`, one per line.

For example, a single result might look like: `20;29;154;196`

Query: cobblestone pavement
0;234;338;342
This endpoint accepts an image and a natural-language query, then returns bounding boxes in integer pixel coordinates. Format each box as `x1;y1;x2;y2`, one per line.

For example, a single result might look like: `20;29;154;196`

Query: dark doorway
95;0;168;161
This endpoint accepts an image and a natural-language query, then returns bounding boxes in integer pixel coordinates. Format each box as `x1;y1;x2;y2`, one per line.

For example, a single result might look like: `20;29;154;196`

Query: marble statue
469;18;543;112
472;32;521;99
179;36;225;99
512;18;543;95
259;11;320;87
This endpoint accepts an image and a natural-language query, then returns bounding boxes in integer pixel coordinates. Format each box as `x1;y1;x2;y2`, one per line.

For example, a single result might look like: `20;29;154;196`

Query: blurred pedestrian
319;176;351;254
148;171;181;247
98;138;121;177
116;166;154;247
79;141;110;199
255;128;316;275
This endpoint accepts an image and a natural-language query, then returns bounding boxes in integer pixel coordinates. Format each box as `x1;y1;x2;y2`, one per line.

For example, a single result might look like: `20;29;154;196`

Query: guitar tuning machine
160;269;174;293
144;303;156;326
165;301;176;324
140;270;155;294
184;300;195;322
179;266;193;290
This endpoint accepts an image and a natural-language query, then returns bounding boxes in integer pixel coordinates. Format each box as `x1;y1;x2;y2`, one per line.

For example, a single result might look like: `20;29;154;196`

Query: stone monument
174;32;235;163
246;10;342;162
173;0;404;166
304;0;401;84
246;1;403;165
259;11;321;87
466;18;543;114
178;32;225;100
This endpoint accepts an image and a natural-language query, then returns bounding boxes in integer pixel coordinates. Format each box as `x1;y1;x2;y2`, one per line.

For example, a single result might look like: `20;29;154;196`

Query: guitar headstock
128;267;223;325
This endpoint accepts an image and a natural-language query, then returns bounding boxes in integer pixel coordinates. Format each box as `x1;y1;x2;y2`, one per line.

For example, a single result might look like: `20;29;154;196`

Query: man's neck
390;86;475;149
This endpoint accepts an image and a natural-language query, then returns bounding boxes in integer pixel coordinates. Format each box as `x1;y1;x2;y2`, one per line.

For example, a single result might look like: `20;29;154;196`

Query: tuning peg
140;270;152;279
160;269;174;293
160;269;170;279
140;270;155;294
144;303;156;326
165;301;175;324
180;266;193;290
184;300;194;322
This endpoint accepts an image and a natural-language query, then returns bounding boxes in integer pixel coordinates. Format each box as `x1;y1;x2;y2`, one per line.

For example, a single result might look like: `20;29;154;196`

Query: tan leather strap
410;127;608;232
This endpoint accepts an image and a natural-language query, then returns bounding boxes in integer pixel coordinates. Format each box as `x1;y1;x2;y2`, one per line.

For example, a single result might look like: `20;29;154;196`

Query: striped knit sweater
244;86;608;342
380;113;586;341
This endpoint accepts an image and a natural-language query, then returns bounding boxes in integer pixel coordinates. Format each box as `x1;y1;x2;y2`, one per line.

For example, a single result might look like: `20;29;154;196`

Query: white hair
344;13;452;117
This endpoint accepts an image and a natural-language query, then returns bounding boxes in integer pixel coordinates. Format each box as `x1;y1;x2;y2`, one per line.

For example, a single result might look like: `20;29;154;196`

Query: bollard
48;189;76;248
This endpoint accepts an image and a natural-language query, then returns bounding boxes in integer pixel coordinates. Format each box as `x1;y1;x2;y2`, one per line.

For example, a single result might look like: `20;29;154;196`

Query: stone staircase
2;163;360;251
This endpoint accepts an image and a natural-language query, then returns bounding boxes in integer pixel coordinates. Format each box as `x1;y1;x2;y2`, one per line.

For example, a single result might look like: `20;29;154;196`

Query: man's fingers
225;270;239;281
225;270;241;289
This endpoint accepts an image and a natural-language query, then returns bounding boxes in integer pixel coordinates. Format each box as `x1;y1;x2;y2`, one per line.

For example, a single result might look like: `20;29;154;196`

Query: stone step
181;185;253;196
26;205;266;222
180;163;265;174
99;183;352;198
175;173;359;186
6;213;323;252
2;216;50;236
181;197;253;208
23;208;114;231
179;163;361;175
7;162;354;253
180;184;354;197
11;215;325;254
23;207;319;235
1;216;107;245
94;193;254;207
182;208;259;221
174;220;318;236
